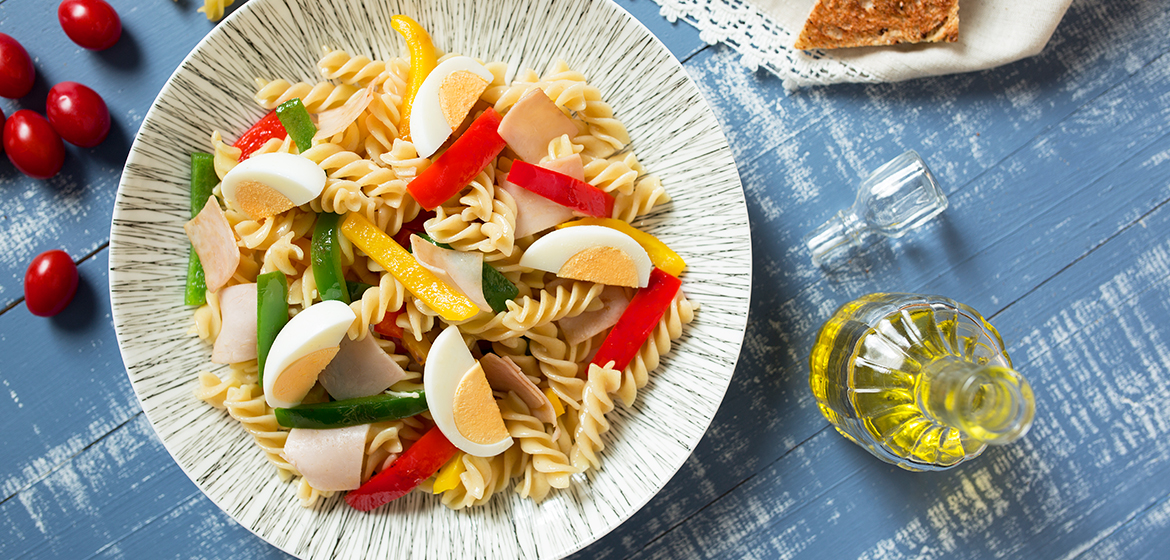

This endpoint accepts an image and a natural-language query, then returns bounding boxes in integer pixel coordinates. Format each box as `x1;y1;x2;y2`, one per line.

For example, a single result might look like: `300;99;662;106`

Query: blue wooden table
5;0;1170;558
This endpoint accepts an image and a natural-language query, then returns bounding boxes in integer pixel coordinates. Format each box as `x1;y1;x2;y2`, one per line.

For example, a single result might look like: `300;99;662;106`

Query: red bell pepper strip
506;160;615;218
407;108;507;210
233;110;288;161
591;267;682;371
345;425;458;511
373;308;405;339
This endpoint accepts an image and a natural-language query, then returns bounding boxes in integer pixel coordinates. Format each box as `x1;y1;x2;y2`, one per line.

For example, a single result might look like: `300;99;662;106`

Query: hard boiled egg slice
221;152;327;221
424;326;512;457
263;300;356;409
519;225;652;288
411;56;493;158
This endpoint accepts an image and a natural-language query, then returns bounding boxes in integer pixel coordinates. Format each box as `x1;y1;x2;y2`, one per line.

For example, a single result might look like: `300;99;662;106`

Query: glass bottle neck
805;209;868;266
916;357;1035;445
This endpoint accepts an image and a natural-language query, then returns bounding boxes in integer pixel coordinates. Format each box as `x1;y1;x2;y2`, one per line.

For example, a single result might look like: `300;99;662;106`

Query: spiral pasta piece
198;0;236;22
503;281;604;332
500;392;576;492
615;292;697;406
259;231;309;276
253;79;360;113
317;48;387;87
611;175;669;223
210;131;241;180
190;287;223;343
380;138;430;181
224;383;298;480
194;371;240;409
569;362;622;471
296;477;333;508
583;152;640;196
527;323;584;410
347;271;407;340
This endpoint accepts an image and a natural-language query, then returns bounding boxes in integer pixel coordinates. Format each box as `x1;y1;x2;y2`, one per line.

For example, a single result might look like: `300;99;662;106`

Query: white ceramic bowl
109;0;750;558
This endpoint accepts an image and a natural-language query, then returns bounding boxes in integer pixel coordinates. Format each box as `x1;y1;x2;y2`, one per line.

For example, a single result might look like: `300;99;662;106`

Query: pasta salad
186;15;695;511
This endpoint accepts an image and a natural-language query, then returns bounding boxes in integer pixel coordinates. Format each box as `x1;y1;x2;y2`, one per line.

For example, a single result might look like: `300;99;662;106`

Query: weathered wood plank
0;414;289;560
0;251;139;503
619;172;1170;560
574;1;1170;557
0;0;221;310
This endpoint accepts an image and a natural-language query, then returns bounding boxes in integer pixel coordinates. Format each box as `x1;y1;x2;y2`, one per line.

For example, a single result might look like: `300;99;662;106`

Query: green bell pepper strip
274;391;429;429
185;152;218;306
413;233;516;313
275;98;316;153
481;263;517;314
348;281;374;302
256;271;289;382
312;212;350;304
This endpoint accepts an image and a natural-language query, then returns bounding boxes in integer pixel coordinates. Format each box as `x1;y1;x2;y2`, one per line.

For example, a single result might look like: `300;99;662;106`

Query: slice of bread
794;0;959;50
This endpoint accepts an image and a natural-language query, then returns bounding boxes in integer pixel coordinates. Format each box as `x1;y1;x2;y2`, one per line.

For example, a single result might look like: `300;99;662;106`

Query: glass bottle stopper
805;150;948;266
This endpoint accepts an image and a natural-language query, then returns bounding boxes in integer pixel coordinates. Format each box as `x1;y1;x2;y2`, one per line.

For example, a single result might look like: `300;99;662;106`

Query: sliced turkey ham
317;329;408;400
480;353;555;424
500;154;584;238
558;285;631;345
185;197;240;294
211;283;258;363
410;234;492;313
497;89;579;164
282;424;370;491
314;82;376;140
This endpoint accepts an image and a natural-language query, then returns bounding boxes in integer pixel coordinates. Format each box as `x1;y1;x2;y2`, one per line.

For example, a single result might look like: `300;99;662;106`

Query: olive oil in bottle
809;293;1034;471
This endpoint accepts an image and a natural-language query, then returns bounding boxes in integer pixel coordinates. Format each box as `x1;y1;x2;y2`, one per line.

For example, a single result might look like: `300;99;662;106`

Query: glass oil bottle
809;293;1035;471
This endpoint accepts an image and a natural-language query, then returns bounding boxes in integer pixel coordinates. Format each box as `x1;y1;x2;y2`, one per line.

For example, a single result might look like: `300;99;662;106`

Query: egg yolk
271;346;340;404
559;246;639;288
235;179;296;221
452;362;510;445
439;70;489;129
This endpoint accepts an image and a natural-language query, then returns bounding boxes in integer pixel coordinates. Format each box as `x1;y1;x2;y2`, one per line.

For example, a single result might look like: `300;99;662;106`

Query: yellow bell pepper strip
544;387;565;418
432;452;466;493
558;217;687;277
346;425;457;511
591;267;682;371
340;213;478;322
391;14;437;142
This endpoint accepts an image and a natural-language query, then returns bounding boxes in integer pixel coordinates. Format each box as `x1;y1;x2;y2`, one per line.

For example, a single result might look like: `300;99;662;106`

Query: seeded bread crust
794;0;959;50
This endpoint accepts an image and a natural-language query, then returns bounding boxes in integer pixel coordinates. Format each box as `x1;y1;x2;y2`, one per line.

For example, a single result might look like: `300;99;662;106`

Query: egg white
411;56;494;158
221;152;327;209
263;300;356;409
518;225;652;287
424;326;513;457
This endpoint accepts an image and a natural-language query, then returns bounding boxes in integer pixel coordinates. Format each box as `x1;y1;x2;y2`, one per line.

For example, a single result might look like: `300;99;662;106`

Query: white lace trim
651;0;880;89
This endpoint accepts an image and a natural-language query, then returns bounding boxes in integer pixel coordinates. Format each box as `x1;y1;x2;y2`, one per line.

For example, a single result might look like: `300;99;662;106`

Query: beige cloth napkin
653;0;1073;88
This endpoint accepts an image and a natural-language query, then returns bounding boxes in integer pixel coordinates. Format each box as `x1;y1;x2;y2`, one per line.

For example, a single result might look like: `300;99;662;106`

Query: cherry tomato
24;250;80;317
0;33;35;99
58;0;122;51
4;110;67;179
46;82;110;148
